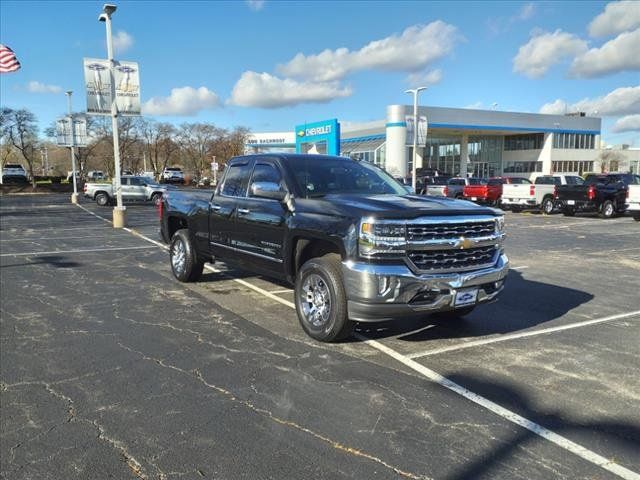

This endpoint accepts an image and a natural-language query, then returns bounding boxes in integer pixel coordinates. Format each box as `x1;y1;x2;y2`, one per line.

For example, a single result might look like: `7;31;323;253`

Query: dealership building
246;105;640;179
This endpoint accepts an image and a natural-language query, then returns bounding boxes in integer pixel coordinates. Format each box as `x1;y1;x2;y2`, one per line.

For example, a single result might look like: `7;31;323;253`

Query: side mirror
250;181;286;201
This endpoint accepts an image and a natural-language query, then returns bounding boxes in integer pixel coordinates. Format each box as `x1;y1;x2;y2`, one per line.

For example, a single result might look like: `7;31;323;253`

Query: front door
233;161;288;277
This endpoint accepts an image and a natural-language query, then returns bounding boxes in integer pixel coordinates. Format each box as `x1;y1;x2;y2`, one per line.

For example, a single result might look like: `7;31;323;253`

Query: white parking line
511;265;529;270
269;289;294;294
74;203;640;480
407;310;640;359
0;245;155;257
356;335;640;480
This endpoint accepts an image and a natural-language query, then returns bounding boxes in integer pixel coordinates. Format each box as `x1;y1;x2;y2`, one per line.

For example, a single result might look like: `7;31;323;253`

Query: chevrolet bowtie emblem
456;237;474;249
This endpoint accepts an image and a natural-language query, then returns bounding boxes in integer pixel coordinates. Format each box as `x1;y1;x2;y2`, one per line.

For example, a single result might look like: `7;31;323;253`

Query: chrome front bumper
342;254;509;322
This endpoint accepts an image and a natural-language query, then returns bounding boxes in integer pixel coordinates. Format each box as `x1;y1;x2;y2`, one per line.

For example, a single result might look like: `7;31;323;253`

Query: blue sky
1;0;638;145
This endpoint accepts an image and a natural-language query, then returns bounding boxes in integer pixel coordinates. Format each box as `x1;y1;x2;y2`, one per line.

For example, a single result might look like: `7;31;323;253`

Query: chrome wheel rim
171;239;186;274
300;273;332;328
605;203;614;216
544;200;553;214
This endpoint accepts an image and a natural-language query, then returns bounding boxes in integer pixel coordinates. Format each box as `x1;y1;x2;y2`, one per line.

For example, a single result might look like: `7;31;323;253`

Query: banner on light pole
84;58;141;116
56;116;88;147
405;115;428;146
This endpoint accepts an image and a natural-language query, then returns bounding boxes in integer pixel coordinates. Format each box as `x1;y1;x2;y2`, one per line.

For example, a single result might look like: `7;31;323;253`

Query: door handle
211;204;222;211
237;208;250;214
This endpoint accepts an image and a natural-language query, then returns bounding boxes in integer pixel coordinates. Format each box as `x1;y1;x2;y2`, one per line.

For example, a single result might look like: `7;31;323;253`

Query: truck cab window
221;163;252;197
250;163;282;189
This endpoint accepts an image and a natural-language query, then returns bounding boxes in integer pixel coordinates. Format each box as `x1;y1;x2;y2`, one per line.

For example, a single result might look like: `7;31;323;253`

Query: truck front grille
408;245;498;272
407;221;495;241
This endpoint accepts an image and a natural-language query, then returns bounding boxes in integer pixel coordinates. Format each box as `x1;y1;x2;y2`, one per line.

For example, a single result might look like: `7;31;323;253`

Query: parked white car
501;175;584;214
87;170;106;181
162;167;184;183
626;179;640;221
2;164;28;183
83;175;166;206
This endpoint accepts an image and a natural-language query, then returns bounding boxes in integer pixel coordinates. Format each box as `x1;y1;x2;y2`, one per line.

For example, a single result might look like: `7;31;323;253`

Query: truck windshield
290;158;407;197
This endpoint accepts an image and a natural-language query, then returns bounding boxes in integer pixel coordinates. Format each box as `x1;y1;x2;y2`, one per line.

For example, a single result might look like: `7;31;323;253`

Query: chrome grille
408;246;498;272
407;221;495;241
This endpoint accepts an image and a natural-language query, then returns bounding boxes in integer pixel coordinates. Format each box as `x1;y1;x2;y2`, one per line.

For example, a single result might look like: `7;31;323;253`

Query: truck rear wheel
170;229;204;282
541;197;555;215
600;200;615;219
295;254;354;342
95;192;109;207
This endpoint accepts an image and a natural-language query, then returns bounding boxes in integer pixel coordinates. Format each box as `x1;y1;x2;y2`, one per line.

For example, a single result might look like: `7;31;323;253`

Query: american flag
0;44;21;73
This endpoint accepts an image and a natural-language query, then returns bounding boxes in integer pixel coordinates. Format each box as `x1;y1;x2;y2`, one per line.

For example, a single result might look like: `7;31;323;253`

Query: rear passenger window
251;163;282;186
221;163;252;197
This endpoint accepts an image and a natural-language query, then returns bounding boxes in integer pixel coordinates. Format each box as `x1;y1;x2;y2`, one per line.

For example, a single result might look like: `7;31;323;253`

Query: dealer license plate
567;200;575;205
471;197;477;201
454;289;478;307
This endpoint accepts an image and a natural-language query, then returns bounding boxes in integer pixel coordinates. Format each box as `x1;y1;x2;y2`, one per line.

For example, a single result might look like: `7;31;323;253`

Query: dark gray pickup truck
160;153;509;342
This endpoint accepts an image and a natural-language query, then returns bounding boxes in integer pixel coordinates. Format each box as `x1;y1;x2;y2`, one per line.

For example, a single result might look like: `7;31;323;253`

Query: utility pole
66;91;79;203
405;87;428;192
99;3;126;228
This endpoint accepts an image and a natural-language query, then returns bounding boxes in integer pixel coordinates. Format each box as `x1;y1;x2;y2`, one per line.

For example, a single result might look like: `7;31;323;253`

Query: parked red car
463;177;530;205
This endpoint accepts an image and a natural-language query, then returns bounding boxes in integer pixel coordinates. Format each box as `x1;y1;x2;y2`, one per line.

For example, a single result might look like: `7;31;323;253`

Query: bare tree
210;126;251;170
1;108;40;187
140;120;179;177
178;123;220;182
598;150;625;173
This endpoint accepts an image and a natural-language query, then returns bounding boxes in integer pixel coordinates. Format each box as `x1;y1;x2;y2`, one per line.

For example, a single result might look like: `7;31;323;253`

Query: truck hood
297;193;500;219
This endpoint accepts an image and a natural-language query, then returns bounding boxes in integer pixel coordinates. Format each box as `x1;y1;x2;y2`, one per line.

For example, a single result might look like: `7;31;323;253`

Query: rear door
233;160;288;276
126;177;147;201
208;159;254;259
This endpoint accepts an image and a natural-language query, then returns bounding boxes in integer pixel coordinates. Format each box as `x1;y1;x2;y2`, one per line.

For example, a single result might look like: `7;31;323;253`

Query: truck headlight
495;216;505;234
359;220;406;258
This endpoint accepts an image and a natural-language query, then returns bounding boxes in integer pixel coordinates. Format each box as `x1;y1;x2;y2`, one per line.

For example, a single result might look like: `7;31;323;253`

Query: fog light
378;276;390;295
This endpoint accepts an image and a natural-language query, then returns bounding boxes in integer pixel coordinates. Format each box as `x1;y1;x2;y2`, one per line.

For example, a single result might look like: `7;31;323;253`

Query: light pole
405;86;428;192
66;91;79;204
99;3;126;228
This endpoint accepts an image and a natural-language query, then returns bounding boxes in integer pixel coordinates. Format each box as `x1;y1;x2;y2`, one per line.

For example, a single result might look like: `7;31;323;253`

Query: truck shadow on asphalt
440;373;640;480
355;271;594;342
0;255;82;269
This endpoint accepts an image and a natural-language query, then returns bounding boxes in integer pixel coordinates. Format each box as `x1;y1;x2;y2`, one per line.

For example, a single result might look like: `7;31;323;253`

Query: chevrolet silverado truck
555;173;635;218
84;175;166;206
463;177;530;206
160;154;508;342
501;175;583;214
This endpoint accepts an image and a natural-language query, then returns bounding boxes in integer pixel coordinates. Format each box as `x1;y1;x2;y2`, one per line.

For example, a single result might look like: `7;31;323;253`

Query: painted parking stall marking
74;202;640;480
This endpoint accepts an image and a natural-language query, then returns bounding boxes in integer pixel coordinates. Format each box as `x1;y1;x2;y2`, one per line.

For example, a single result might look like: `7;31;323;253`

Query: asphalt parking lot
1;193;639;480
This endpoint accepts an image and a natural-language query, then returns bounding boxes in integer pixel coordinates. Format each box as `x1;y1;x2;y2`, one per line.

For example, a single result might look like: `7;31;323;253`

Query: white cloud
246;0;265;11
112;30;133;53
143;86;220;116
611;114;640;132
513;29;587;78
518;3;536;20
569;28;640;78
277;21;461;82
588;0;640;37
228;71;352;108
406;69;442;88
539;86;640;116
26;81;61;94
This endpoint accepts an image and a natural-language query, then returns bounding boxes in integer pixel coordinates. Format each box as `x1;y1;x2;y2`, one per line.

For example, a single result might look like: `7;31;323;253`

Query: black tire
541;197;555;215
600;200;615;219
511;206;522;213
151;192;162;206
295;254;354;342
563;207;576;217
433;306;475;320
170;229;204;282
95;192;109;207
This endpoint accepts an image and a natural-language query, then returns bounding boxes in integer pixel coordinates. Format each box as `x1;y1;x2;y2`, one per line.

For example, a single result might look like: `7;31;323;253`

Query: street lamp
405;86;428;192
66;91;79;204
99;3;126;228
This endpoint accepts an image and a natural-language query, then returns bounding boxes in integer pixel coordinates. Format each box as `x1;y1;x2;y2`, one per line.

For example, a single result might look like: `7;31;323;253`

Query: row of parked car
416;173;640;221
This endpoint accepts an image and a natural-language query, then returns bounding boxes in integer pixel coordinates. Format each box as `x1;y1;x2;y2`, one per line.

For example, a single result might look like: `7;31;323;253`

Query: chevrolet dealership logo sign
297;130;305;137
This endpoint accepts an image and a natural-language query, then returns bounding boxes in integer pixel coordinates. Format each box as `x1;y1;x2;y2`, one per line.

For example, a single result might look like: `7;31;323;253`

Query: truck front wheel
170;229;204;282
541;197;555;215
295;254;354;342
95;192;109;207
